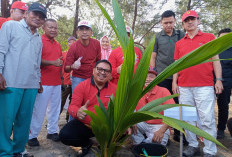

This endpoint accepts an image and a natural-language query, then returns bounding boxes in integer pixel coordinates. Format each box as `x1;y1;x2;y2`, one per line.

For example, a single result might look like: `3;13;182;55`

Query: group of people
0;1;231;157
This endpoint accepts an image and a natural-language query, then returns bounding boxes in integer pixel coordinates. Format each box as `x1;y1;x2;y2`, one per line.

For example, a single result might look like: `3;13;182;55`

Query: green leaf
148;104;192;113
139;94;179;111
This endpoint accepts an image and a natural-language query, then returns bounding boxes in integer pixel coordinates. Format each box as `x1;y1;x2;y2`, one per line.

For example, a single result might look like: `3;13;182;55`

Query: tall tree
176;0;232;35
1;0;19;17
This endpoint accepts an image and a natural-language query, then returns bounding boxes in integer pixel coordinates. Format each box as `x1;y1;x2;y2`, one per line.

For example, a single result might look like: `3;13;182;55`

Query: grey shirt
153;29;185;78
0;19;42;89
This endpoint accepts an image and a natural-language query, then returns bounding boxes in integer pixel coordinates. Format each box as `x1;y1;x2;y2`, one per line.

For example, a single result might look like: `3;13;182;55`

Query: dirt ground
27;102;232;157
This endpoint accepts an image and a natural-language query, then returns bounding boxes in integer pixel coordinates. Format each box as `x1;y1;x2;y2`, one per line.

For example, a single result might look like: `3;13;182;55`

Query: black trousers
60;85;72;121
59;119;94;147
217;86;232;131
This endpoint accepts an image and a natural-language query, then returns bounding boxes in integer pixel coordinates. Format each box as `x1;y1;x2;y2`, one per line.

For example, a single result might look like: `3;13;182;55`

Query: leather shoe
47;133;60;142
27;138;39;147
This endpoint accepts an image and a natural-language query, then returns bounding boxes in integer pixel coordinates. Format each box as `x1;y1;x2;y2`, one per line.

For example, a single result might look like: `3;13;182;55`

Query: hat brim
29;10;47;18
78;25;91;29
182;15;198;22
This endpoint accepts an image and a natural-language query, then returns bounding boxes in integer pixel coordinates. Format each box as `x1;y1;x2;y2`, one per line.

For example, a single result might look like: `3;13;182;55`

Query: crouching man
132;70;174;146
59;60;117;157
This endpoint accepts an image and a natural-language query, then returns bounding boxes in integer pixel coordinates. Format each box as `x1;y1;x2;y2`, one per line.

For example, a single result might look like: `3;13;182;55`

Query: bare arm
150;52;157;68
41;56;63;67
212;55;223;94
172;72;179;94
152;124;169;143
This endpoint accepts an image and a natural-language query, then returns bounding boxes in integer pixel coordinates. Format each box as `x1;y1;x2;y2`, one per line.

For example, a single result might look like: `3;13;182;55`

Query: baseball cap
126;26;133;34
78;20;92;29
182;10;199;22
67;36;76;42
28;2;47;18
11;1;28;11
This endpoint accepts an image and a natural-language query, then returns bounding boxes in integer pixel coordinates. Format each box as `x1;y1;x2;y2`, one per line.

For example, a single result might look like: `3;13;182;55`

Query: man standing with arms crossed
64;20;101;93
0;2;46;156
28;19;63;147
172;10;223;157
0;1;28;29
149;10;186;144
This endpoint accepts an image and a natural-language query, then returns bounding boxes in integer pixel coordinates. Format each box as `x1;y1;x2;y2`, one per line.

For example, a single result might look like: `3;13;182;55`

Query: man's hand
127;125;137;135
172;82;179;94
117;64;122;74
76;100;89;120
152;129;165;143
215;80;223;94
38;82;43;93
0;74;6;90
71;57;82;70
53;56;63;67
152;124;169;143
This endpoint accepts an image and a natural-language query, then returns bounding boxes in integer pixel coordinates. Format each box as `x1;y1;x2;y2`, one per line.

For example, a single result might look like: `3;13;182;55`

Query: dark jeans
59;119;94;147
60;85;72;121
158;79;179;104
217;86;232;131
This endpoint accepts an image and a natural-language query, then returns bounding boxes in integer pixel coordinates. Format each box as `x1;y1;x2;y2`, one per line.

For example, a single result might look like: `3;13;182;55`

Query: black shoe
13;151;34;157
173;134;189;146
27;138;40;147
76;143;92;157
217;130;225;139
183;146;200;157
47;133;60;142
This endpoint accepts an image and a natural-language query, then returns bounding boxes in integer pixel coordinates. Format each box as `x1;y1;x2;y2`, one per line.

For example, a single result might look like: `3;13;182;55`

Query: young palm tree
85;0;232;156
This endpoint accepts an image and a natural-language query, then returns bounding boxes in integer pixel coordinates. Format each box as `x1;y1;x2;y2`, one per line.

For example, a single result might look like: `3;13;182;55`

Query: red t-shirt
62;51;71;85
0;17;11;29
136;85;175;124
174;30;215;87
65;38;101;79
108;46;142;84
41;34;63;85
68;77;117;125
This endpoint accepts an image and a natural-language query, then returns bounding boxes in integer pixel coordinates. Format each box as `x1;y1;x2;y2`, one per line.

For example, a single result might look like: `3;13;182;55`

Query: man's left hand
215;80;223;94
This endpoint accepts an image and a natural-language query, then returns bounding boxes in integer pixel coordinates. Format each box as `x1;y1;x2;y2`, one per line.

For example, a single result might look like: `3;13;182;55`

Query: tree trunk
187;0;191;10
1;0;10;17
132;0;138;37
72;0;80;38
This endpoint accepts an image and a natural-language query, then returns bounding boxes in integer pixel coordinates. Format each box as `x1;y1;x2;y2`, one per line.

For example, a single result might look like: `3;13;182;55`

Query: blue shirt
0;19;42;89
219;47;232;86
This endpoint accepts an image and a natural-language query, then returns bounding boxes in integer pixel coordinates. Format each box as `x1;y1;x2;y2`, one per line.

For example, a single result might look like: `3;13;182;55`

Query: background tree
1;0;19;17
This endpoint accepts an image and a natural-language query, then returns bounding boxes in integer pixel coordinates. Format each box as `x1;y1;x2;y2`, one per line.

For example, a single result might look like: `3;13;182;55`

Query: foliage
176;0;232;35
84;0;232;156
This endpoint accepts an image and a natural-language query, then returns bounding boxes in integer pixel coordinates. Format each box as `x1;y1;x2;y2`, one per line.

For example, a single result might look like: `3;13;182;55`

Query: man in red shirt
132;70;174;146
28;19;63;147
0;1;28;29
64;20;101;93
172;10;223;157
60;36;76;121
108;26;142;84
59;60;116;157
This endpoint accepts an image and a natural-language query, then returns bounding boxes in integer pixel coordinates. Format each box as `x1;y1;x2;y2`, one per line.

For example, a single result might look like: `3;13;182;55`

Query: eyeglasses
96;67;111;74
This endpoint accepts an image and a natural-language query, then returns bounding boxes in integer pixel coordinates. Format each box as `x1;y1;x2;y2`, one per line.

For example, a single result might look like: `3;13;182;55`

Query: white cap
78;20;92;29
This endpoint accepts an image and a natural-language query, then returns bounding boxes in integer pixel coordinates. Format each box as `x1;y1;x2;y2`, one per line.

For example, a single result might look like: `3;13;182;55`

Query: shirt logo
105;95;111;98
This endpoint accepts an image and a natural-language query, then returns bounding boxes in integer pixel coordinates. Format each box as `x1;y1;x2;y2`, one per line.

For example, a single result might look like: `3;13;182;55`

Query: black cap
28;2;47;18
